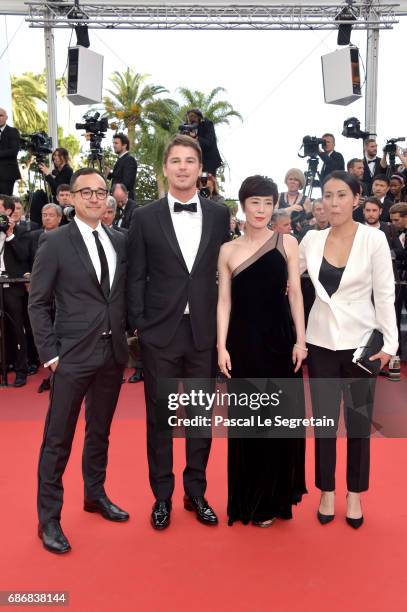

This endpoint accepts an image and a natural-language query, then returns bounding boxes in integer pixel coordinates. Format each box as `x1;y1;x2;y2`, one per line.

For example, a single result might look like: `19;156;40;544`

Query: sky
1;13;407;199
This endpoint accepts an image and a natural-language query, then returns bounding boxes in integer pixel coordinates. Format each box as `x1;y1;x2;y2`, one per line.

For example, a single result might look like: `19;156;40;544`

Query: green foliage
224;199;239;216
135;164;159;202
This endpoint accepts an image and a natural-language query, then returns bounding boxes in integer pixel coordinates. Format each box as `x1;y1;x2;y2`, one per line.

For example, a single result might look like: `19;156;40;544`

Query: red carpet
0;370;406;611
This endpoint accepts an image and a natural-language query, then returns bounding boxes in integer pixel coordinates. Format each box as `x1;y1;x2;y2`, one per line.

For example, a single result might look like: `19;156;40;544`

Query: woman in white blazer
299;171;398;529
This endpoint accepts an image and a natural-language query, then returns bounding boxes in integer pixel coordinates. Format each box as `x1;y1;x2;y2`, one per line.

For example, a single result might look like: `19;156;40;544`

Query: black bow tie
174;202;197;213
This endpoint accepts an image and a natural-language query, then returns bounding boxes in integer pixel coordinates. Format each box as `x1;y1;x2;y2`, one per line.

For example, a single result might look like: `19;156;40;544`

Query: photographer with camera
0;108;21;196
182;109;222;176
318;133;345;182
197;173;225;204
0;194;28;387
107;133;137;200
38;148;73;200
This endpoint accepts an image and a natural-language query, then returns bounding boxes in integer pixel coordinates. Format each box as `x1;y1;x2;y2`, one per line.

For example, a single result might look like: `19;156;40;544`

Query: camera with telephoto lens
300;136;326;158
76;112;109;152
199;173;210;198
0;213;10;234
383;137;406;155
178;122;199;136
20;131;53;165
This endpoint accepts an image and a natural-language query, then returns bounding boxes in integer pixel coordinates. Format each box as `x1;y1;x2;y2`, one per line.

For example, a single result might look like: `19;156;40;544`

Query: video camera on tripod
76;111;108;152
20;131;53;167
299;136;326;159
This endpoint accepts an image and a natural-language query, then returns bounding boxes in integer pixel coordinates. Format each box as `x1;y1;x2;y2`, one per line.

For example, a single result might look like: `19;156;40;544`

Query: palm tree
103;68;171;149
177;86;243;126
11;72;48;134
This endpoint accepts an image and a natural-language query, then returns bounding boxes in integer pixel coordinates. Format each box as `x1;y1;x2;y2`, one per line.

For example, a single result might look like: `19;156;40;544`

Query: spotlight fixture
335;1;358;46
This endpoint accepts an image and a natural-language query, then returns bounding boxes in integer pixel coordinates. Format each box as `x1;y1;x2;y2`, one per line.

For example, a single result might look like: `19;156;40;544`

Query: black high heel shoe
317;493;335;524
346;493;363;529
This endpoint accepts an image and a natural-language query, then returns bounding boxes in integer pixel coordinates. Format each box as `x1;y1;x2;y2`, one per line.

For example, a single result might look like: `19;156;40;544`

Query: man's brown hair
163;134;202;166
389;202;407;216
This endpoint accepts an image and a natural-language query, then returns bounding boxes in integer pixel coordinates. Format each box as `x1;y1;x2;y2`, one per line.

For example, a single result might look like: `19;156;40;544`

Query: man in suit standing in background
127;134;230;531
112;183;136;230
318;133;345;183
108;133;137;200
0;108;21;195
363;138;387;194
29;168;129;554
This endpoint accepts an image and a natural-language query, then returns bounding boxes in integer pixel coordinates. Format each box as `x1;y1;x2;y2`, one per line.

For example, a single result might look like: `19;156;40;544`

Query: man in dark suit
107;133;137;200
318;133;345;183
128;134;230;530
112;183;136;230
0;195;28;386
28;168;129;554
0;108;21;195
363;139;387;194
186;109;222;176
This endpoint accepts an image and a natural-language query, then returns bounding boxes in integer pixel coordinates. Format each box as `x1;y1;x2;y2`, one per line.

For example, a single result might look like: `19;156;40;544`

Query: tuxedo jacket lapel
157;197;189;272
191;197;214;274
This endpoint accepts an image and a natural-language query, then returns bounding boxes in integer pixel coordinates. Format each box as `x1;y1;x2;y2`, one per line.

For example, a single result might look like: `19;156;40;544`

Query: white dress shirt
0;232;15;273
167;192;202;314
44;217;117;367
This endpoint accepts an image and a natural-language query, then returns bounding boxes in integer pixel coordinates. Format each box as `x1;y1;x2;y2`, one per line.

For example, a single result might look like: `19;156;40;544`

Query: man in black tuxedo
128;134;230;530
0;195;28;386
0;108;21;195
108;133;137;200
112;183;136;230
363;139;387;194
186;109;222;176
318;133;345;183
28;168;129;554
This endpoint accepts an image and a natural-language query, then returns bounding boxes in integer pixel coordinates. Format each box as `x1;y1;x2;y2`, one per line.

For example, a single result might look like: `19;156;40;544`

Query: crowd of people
0;104;406;554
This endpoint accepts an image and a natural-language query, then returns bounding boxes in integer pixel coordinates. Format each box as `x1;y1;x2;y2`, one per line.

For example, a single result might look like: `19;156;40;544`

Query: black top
318;256;345;297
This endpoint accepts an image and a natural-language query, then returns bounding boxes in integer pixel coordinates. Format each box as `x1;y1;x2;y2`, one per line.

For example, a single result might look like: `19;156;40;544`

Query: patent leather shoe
128;368;144;383
84;496;129;522
151;500;171;530
184;496;218;525
38;520;71;554
38;378;51;393
317;510;335;525
14;374;27;388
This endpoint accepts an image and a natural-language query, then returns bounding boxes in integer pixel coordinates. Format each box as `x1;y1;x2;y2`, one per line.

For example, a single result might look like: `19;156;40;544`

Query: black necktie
92;230;110;297
174;202;197;213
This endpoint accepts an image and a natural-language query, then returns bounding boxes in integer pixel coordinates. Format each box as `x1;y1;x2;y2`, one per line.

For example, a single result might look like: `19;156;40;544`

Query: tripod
303;156;321;199
86;134;106;175
25;161;52;222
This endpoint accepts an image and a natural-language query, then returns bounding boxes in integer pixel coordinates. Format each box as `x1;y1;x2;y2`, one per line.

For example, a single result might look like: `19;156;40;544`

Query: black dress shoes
38;378;51;393
84;496;129;522
184;496;218;526
27;364;39;376
346;515;364;529
128;368;144;383
14;374;27;388
38;520;71;554
151;500;171;530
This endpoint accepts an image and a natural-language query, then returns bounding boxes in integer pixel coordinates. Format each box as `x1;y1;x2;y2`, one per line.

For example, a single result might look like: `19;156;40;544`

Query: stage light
335;2;357;46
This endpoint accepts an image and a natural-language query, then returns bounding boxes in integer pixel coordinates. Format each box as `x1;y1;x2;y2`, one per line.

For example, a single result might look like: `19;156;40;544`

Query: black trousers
140;316;215;501
307;344;376;493
37;337;124;525
395;283;406;356
3;288;28;375
0;179;16;196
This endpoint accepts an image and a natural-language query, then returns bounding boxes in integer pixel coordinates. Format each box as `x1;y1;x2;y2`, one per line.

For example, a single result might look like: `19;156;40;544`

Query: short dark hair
163;134;202;166
113;133;130;151
372;174;390;186
0;194;15;212
112;183;128;195
238;175;278;208
70;167;106;192
321;170;361;197
322;133;335;143
347;158;363;171
364;138;377;146
389;202;407;216
56;183;71;195
362;196;382;210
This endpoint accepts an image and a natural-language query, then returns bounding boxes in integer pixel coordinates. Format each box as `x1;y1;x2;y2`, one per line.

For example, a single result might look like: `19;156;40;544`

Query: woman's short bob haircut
284;168;306;190
238;175;278;209
321;170;361;197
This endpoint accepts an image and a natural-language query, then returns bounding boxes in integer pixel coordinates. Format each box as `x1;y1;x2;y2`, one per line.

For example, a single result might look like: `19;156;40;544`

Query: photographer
38;148;73;200
185;109;222;176
0;108;21;196
197;173;225;204
318;133;345;182
107;133;137;200
0;194;28;386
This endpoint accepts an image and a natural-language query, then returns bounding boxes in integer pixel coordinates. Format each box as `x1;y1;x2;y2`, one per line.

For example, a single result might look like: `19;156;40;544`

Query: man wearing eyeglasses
28;168;129;555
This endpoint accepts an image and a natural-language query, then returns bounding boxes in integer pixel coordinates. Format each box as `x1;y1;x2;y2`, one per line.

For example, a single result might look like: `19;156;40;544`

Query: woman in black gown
217;176;308;526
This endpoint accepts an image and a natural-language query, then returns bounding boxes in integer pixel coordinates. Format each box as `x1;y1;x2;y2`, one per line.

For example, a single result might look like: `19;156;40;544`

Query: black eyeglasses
72;188;108;200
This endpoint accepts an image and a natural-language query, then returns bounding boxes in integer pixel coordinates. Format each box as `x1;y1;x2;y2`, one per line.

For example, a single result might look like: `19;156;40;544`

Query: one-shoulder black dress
226;231;307;525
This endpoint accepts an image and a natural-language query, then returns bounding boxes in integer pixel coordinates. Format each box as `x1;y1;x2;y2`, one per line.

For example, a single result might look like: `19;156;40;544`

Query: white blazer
299;224;398;355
